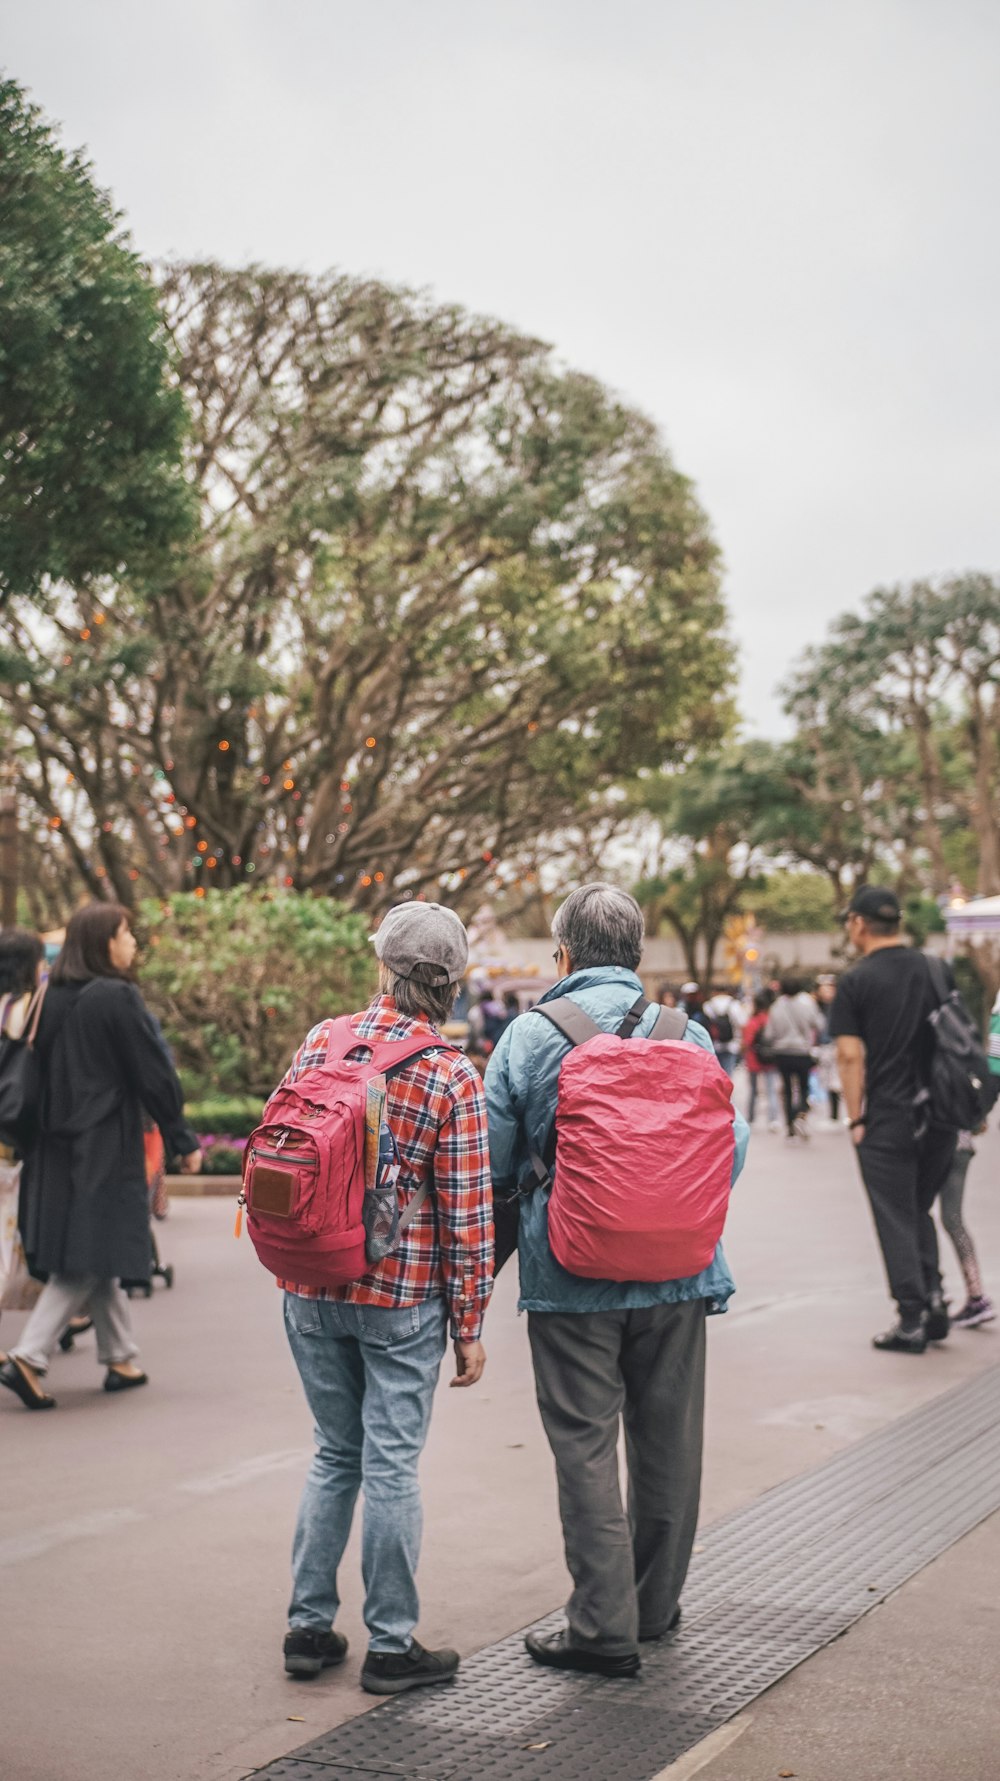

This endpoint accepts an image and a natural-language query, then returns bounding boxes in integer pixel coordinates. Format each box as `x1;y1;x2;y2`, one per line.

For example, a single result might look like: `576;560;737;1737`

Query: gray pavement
2;1109;999;1781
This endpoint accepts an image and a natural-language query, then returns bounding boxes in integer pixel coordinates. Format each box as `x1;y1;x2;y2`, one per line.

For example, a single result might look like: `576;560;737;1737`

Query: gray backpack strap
531;997;603;1048
528;998;601;1185
649;1006;688;1042
398;1180;429;1234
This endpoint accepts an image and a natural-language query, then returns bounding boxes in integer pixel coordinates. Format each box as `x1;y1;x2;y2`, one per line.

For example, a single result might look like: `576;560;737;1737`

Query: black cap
842;886;901;924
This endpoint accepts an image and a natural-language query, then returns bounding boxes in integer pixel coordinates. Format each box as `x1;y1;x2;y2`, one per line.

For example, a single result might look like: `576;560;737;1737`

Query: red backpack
240;1019;452;1288
531;995;735;1282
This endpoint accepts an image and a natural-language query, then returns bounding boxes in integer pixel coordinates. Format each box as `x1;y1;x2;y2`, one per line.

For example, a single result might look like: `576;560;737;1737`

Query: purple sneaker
951;1297;996;1329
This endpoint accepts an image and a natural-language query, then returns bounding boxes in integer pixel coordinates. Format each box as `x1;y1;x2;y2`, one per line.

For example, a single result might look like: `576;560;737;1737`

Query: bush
139;887;375;1099
186;1097;261;1137
200;1144;245;1177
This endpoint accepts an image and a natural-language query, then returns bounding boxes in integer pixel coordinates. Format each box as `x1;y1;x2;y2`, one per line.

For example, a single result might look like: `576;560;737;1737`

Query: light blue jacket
484;966;749;1315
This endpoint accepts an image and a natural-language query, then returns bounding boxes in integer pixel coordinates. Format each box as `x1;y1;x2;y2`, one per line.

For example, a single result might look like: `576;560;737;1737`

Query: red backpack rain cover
534;997;735;1282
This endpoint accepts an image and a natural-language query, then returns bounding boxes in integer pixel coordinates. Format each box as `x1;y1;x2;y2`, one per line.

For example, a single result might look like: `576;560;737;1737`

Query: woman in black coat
0;903;201;1411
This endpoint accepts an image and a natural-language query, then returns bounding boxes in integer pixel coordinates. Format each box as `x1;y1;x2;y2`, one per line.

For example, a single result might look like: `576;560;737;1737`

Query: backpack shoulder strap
649;1004;689;1041
925;954;951;1006
531;997;603;1048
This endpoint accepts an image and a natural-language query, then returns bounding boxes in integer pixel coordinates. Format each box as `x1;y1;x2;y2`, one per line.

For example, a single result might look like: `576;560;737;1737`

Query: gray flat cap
371;902;469;986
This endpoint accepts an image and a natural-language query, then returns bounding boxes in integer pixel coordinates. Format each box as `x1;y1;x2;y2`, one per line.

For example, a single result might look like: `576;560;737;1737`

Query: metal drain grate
253;1363;1000;1781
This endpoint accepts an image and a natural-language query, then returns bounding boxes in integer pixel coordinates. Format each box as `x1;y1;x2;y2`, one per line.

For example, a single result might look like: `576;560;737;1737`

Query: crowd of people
1;881;997;1705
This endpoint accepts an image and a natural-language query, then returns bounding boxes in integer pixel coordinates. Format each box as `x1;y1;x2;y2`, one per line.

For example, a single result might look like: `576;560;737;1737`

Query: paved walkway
2;1114;998;1781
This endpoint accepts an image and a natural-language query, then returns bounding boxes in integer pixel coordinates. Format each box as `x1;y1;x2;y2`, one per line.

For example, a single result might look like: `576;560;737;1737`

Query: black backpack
916;957;1000;1134
706;1007;734;1047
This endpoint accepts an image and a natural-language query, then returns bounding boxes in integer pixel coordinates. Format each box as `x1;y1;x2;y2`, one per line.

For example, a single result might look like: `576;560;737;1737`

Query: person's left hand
450;1339;486;1387
179;1148;203;1175
851;1124;865;1148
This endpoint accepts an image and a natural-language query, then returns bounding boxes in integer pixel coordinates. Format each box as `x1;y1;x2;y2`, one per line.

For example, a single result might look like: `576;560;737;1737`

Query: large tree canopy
781;576;1000;897
0;80;192;601
2;261;735;919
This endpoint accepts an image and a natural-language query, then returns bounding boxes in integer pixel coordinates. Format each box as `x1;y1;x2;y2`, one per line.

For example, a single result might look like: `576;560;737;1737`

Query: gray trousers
11;1275;139;1373
528;1299;707;1656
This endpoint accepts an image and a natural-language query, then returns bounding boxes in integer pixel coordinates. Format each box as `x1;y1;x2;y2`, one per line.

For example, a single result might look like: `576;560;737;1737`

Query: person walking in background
278;902;493;1695
702;985;741;1079
742;990;781;1131
815;975;844;1127
485;885;749;1678
0;929;45;1365
938;1129;994;1328
830;886;958;1354
764;977;820;1140
0;904;202;1412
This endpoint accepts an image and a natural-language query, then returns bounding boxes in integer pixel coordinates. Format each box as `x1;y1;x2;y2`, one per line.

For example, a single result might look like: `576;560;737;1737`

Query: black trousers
856;1117;958;1325
776;1053;812;1132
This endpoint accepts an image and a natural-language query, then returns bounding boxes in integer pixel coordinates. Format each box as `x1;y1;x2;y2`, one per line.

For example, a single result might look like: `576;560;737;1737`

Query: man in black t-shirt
830;887;957;1354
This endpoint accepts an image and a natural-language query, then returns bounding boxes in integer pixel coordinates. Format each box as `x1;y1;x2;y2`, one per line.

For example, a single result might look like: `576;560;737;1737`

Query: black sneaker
924;1292;950;1343
872;1322;927;1354
525;1629;640;1677
283;1627;348;1678
360;1639;459;1696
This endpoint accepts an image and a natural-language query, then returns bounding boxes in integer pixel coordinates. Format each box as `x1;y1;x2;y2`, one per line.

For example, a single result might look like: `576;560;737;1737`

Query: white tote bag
0;1156;41;1313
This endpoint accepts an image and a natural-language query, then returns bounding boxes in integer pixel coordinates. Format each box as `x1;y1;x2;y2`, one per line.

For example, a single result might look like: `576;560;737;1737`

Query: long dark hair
51;903;133;984
0;929;43;997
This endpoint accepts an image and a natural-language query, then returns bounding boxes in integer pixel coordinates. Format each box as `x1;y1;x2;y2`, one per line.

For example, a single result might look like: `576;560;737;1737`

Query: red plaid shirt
278;996;494;1340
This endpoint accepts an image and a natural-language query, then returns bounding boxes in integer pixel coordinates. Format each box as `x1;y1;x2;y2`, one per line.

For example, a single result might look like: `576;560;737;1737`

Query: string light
218;740;230;752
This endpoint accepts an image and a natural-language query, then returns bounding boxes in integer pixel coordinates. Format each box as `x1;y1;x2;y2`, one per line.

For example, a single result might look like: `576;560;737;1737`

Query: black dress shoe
872;1323;927;1354
924;1293;950;1342
640;1605;682;1642
103;1368;149;1393
283;1627;348;1678
525;1630;640;1677
0;1357;57;1409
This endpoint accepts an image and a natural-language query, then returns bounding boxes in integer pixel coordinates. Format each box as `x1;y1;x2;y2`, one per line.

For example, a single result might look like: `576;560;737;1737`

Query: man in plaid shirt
281;902;493;1698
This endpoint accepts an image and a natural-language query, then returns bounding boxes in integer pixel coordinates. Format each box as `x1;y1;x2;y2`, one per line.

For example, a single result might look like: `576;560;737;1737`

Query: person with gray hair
277;901;494;1695
485;884;749;1678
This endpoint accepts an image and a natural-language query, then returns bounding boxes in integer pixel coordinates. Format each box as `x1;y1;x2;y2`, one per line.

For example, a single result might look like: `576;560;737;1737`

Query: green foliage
782;576;1000;899
902;895;946;949
3;260;733;914
138;887;375;1098
185;1097;260;1136
741;871;838;933
200;1145;245;1177
630;746;788;976
0;80;193;600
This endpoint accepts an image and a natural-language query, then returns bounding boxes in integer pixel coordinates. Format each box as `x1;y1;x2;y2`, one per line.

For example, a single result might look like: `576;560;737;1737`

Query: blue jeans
284;1293;448;1652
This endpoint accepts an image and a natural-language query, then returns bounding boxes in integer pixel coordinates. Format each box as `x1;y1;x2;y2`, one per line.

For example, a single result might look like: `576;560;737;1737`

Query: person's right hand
450;1339;486;1388
179;1148;203;1175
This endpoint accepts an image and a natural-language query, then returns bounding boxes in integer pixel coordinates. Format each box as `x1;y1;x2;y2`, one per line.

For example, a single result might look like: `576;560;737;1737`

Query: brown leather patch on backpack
250;1166;296;1218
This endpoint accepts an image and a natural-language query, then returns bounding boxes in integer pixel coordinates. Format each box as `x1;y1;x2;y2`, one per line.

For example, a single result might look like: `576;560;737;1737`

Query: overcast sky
4;0;998;732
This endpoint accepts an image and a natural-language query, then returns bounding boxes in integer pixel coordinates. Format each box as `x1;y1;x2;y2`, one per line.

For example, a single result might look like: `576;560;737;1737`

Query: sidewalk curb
166;1174;242;1198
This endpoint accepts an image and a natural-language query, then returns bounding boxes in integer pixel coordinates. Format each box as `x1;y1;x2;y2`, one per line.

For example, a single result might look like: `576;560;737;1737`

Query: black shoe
872;1322;927;1354
924;1293;950;1343
360;1638;459;1696
0;1356;57;1410
640;1605;682;1642
283;1627;348;1678
103;1368;149;1393
524;1629;640;1677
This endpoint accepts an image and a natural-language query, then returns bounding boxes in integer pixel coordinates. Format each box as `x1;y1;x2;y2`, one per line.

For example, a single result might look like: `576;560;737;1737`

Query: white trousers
11;1275;139;1373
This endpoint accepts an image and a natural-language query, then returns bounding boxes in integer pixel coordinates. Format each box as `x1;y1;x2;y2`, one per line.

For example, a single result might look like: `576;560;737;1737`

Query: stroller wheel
162;1264;175;1289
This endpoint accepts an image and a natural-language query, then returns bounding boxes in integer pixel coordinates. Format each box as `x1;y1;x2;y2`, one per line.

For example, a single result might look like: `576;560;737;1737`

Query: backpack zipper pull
234;1191;246;1239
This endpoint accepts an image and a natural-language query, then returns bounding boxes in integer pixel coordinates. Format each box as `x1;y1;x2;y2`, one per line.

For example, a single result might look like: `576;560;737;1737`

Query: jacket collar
538;966;644;1006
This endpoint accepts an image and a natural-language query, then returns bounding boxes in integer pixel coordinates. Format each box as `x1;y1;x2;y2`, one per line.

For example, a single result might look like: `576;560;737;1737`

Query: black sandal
59;1316;94;1353
103;1368;148;1394
0;1356;57;1410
